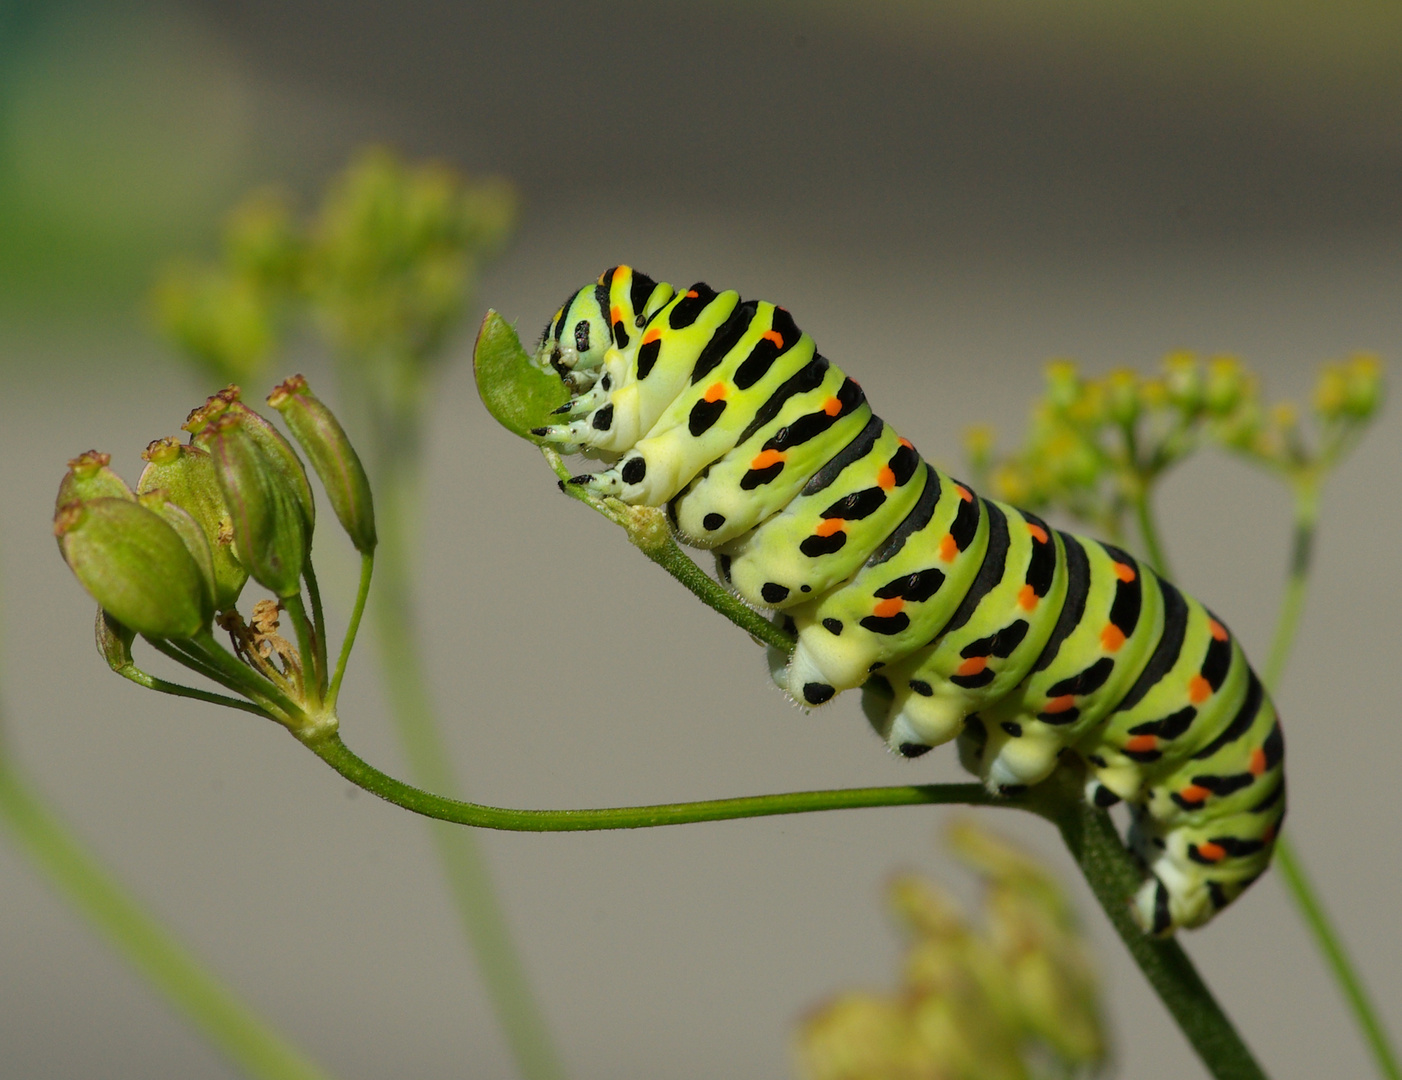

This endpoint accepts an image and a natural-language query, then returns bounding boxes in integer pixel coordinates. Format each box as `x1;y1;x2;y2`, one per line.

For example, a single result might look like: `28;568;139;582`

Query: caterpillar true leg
531;266;1285;934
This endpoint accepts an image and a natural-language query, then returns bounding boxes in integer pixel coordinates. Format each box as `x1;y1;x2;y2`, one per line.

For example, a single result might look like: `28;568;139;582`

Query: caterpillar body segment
531;266;1284;934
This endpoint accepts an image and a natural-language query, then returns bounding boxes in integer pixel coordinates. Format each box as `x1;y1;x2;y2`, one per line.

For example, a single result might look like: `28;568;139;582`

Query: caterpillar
529;266;1284;934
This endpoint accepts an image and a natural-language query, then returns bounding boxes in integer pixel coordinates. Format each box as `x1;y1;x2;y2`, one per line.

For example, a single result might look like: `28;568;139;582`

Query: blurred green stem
1138;474;1398;1080
0;708;329;1080
369;438;564;1080
1261;482;1401;1080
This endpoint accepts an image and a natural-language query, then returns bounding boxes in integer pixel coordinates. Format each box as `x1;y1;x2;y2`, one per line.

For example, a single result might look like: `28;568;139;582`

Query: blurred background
2;1;1400;1077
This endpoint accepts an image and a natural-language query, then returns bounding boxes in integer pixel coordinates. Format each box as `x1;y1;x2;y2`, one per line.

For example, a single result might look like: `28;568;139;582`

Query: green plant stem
0;742;329;1080
1028;778;1266;1080
113;661;273;717
326;553;373;710
543;448;791;652
307;731;1265;1078
1130;480;1173;578
306;729;998;827
281;593;321;710
1260;483;1401;1080
302;563;329;695
372;458;565;1080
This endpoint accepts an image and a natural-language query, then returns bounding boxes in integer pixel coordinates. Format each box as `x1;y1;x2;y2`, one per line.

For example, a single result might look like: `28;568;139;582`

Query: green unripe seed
268;374;377;553
138;437;248;610
205;411;311;599
56;450;135;510
55;497;213;640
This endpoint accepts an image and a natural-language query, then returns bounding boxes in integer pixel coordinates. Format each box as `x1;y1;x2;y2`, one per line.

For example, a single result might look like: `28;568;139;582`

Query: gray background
1;2;1400;1078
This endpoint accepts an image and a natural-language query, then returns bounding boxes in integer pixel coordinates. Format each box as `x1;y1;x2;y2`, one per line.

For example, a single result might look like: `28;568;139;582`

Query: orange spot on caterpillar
642;328;662;344
873;597;904;619
955;656;987;677
1188;675;1212;704
762;329;784;347
1196;841;1227;862
1249;747;1267;776
610;305;622;325
1208;619;1229;642
1017;584;1038;611
955;485;973;502
898;437;913;449
877;466;896;490
1101;624;1126;652
750;449;786;470
1027;523;1049;544
1114;562;1137;583
685;289;699;299
1043;694;1076;714
1180;783;1211;804
815;519;846;538
1125;734;1157;753
822;397;842;416
938;535;959;561
704;382;727;403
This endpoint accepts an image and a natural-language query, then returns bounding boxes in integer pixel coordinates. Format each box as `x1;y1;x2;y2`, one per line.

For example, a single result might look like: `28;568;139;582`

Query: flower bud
1104;369;1140;426
55;497;213;639
95;607;136;672
56;450;134;511
1205;356;1251;415
1043;360;1081;411
1343;353;1384;420
267;375;377;552
1162;351;1203;411
204;410;311;598
138;437;248;610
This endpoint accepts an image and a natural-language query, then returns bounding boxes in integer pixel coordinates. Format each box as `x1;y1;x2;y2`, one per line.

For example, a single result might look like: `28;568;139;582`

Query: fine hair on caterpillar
530;265;1284;935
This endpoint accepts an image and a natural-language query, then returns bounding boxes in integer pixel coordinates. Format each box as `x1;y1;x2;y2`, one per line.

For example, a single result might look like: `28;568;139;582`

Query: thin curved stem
113;662;274;718
305;729;997;828
327;552;373;710
308;729;1265;1078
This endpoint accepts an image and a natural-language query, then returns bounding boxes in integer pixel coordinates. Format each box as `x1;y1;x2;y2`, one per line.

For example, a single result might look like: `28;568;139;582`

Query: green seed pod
95;607;136;672
185;387;315;534
56;450;134;511
138;490;219;610
55;497;213;639
204;411;310;598
267;375;377;552
138;437;248;610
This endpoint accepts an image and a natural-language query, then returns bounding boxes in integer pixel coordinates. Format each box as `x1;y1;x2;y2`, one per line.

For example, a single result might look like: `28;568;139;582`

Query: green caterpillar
530;266;1284;934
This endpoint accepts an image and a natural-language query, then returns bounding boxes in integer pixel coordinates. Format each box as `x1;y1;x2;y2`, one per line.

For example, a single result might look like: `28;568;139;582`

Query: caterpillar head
535;266;675;391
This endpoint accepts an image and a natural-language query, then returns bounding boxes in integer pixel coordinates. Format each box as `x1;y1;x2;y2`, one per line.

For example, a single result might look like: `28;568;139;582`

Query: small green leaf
473;310;568;440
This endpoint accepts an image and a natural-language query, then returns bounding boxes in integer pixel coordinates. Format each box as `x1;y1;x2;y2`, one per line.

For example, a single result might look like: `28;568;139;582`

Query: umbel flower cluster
966;352;1384;544
796;821;1105;1080
53;377;376;739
